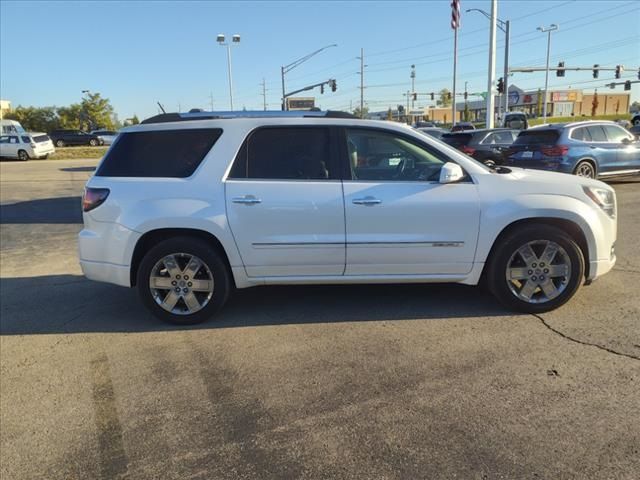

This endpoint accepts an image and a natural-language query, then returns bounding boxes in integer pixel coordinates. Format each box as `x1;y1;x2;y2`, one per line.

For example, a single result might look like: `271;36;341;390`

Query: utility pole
209;92;214;111
503;20;510;120
406;90;410;124
260;78;267;111
486;0;497;128
411;64;416;108
360;48;365;118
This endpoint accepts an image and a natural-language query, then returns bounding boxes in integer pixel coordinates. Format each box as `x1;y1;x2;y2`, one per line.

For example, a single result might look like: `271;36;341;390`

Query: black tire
633;116;640;126
89;139;98;146
137;236;231;325
574;160;596;179
55;139;65;147
486;224;585;313
17;150;29;161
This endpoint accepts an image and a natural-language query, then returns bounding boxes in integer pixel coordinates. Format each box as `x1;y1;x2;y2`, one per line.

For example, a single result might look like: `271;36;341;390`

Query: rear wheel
487;224;584;313
17;150;29;161
55;139;65;147
89;138;98;146
137;236;231;324
574;160;596;179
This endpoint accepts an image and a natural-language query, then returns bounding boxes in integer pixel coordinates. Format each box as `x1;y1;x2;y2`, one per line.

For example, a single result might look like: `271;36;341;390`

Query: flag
451;0;461;30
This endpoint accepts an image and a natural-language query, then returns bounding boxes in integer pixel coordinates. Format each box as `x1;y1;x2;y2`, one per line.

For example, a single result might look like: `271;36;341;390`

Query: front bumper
80;259;131;287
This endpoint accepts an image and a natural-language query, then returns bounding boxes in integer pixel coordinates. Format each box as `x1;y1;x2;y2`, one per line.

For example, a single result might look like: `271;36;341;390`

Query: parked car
505;121;640;179
91;130;119;146
502;112;528;130
451;122;475;132
628;124;640;139
0;132;55;160
415;121;435;128
80;110;617;324
441;129;519;166
631;112;640;126
49;129;103;147
416;127;448;140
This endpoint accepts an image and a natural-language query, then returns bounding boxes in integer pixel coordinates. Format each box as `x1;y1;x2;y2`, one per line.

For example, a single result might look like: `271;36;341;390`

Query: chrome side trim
252;241;464;248
598;169;640;177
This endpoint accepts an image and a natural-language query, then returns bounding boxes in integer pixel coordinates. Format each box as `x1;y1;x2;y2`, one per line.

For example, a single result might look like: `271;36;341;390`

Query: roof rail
141;110;357;124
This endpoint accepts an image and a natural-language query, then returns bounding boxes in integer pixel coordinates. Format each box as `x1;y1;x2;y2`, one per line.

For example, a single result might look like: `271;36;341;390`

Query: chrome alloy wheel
575;162;595;178
505;240;571;304
149;253;214;315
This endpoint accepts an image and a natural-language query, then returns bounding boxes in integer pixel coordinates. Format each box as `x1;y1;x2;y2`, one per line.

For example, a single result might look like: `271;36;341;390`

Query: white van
0;119;55;160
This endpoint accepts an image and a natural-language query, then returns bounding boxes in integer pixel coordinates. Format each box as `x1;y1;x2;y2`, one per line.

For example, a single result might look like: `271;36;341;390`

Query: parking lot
1;158;639;479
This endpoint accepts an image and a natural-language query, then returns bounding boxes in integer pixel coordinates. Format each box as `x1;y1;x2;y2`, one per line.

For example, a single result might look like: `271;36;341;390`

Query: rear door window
229;127;334;180
586;125;607;142
513;130;560;145
96;128;222;177
570;127;591;142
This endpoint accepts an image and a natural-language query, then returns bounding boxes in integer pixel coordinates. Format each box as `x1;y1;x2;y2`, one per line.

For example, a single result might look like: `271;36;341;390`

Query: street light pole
411;64;416;109
538;24;558;121
467;7;509;125
281;44;337;111
217;34;240;111
486;0;498;129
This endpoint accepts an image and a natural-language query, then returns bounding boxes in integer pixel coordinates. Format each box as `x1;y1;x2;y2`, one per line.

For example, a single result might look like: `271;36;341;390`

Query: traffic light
430;92;434;100
637;67;640;80
464;91;468;100
624;80;632;91
412;93;417;101
320;84;324;94
397;105;405;114
556;61;565;77
447;92;452;100
615;65;624;79
592;64;599;79
497;77;504;94
330;79;337;92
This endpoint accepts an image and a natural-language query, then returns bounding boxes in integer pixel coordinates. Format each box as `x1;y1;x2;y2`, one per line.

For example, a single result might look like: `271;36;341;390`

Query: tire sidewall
574;160;596;178
56;140;64;147
18;150;29;161
136;237;231;325
487;225;585;313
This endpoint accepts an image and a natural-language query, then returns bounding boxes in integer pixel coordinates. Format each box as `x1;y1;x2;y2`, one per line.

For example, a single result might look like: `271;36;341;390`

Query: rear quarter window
95;128;222;178
513;130;560;145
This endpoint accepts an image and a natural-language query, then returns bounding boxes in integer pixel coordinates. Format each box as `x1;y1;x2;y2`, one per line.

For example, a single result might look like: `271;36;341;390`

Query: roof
529;120;617;130
141;110;356;124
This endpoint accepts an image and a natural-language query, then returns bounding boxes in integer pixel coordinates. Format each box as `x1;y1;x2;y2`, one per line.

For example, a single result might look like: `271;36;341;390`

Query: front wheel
137;236;231;324
487;225;585;313
17;150;29;161
89;139;98;146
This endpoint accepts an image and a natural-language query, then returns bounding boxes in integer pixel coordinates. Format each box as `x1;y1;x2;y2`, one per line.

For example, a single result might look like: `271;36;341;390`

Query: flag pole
452;26;458;126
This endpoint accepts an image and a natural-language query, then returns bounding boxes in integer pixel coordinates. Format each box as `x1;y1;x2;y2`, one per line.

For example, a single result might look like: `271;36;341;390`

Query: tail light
82;187;110;212
461;145;476;155
541;145;569;157
30;142;37;148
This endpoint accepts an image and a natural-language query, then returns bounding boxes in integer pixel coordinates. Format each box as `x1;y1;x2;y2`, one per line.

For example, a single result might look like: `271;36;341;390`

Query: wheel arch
482;217;591;280
130;228;235;287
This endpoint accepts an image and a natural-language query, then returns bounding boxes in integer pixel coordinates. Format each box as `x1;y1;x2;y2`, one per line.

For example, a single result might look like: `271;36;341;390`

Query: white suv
79;111;617;324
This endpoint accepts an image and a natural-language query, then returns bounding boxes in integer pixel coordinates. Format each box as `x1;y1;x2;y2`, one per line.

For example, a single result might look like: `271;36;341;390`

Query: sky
1;0;639;120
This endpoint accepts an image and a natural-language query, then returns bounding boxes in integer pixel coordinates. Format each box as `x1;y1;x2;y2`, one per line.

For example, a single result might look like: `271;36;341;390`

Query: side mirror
621;137;631;144
439;162;465;184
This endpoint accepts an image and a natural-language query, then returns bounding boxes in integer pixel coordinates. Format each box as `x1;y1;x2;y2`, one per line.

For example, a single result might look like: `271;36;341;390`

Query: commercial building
0;99;11;120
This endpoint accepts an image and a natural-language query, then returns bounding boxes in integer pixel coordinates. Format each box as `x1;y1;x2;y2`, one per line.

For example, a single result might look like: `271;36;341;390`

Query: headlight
583;186;616;219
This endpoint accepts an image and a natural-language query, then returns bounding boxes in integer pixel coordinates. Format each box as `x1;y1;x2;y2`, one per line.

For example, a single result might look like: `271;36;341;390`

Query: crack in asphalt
612;267;640;274
533;313;640;361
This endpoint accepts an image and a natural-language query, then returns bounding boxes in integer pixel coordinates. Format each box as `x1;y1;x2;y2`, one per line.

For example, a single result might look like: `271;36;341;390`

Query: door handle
352;196;382;206
232;195;262;205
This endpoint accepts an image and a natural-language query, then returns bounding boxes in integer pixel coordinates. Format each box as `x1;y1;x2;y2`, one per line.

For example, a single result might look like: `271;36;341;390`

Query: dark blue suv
506;121;640;179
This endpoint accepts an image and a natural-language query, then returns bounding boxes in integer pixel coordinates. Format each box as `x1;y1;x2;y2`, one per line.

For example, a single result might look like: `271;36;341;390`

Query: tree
387;108;393;120
57;104;83;129
352;105;369;119
4;106;60;132
80;92;114;130
463;102;470;122
631;101;640;113
437;88;452;107
536;88;543;117
130;115;140;125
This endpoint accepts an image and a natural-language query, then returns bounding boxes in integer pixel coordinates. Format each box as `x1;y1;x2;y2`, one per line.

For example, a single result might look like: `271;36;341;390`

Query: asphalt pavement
1;158;639;479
